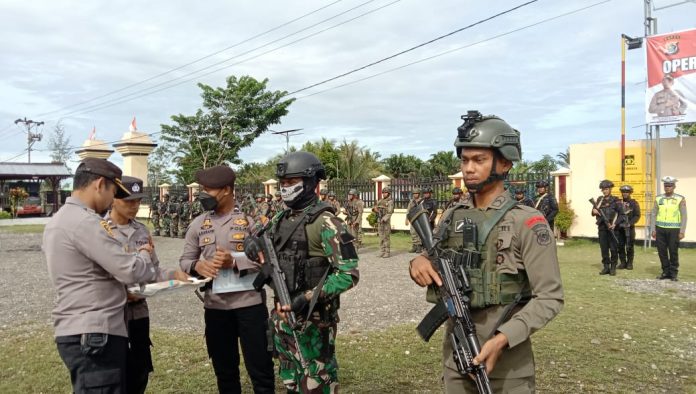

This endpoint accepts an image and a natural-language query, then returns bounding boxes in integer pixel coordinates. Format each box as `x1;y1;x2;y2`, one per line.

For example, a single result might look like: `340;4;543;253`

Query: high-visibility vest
655;194;684;229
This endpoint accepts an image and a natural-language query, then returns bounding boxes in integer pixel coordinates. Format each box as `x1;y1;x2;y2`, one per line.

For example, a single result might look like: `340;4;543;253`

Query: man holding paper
179;165;274;394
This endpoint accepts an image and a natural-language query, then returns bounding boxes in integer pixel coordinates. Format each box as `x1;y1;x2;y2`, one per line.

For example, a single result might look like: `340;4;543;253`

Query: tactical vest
436;201;530;309
270;202;338;320
656;194;684;229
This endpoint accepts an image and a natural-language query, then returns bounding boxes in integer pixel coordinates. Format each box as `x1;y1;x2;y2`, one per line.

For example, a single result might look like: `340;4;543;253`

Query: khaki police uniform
179;209;274;393
44;196;157;393
432;191;564;393
648;88;687;117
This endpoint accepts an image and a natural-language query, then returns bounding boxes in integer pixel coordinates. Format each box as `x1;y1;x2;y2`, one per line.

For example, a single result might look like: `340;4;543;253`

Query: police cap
121;176;147;200
195;165;236;188
75;158;130;199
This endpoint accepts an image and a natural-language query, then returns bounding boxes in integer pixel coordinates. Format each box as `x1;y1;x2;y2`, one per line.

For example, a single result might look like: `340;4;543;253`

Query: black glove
243;236;262;261
290;291;311;315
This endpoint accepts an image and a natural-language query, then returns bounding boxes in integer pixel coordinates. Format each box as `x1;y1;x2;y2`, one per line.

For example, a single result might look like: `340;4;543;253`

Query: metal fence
506;172;553;199
326;179;375;208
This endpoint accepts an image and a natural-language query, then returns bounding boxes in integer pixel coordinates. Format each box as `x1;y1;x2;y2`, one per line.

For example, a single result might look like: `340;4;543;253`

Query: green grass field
1;232;694;393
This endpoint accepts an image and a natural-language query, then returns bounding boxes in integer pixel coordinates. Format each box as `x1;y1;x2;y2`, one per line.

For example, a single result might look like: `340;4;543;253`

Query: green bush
555;195;575;236
0;211;12;220
366;212;378;229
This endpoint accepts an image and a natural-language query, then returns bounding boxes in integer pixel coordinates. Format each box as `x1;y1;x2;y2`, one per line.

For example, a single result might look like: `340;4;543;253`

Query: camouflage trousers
161;217;171;237
170;217;179;237
409;226;421;248
378;221;391;256
178;219;189;238
152;214;161;235
272;311;339;393
349;222;362;248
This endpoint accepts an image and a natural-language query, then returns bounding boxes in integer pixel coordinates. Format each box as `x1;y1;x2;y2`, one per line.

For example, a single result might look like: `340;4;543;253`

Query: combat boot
609;263;617;276
626;260;633;270
599;265;610;275
617;261;627;269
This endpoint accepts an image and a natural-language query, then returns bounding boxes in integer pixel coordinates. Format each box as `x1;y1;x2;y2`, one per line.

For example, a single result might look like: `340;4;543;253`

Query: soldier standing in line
105;176;190;393
180;165;275;393
444;187;464;210
373;186;394;258
420;186;438;229
327;191;341;213
319;188;328;203
592;180;621;276
253;192;270;220
514;188;535;207
406;187;423;253
652;176;688;281
344;189;365;249
616;185;641;270
190;191;204;220
160;193;171;237
43;158;158;393
268;190;283;218
178;195;191;239
150;194;161;236
169;195;180;238
534;180;559;231
409;110;563;393
244;151;359;393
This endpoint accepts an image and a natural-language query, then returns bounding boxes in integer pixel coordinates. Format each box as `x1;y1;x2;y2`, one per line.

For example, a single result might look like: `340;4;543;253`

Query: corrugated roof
0;162;72;179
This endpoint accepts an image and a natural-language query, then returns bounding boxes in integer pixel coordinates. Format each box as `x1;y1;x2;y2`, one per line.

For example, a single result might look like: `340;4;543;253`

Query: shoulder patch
99;220;115;238
532;223;552;246
525;215;546;228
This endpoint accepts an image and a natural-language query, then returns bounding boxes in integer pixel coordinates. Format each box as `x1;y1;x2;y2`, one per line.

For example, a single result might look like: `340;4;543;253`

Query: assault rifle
589;198;619;244
407;206;492;394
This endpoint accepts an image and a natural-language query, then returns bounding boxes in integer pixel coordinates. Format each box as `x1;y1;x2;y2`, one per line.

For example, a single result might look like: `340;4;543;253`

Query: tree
528;154;559;174
301;138;340;179
47;122;72;164
556;148;570;168
676;122;696;136
382;154;423;178
427;151;459;177
335;140;382;181
509;160;532;175
160;75;294;183
148;145;175;186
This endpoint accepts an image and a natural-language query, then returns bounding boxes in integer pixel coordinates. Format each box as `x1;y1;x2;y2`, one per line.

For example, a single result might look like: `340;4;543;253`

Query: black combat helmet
619;185;633;193
599;180;614;189
276;151;326;209
452;187;463;194
535;180;549;188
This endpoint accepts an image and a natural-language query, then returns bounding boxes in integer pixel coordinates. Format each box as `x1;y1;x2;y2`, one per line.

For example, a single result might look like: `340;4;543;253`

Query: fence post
371;174;391;199
263;179;278;196
550;167;570;200
159;183;170;199
186;182;199;202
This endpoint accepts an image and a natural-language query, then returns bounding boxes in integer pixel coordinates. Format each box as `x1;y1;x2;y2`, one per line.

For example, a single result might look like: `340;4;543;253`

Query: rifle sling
476;198;518;250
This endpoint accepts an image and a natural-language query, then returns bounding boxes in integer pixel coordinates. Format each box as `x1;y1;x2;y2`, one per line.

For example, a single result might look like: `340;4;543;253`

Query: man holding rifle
591;180;621;276
408;111;564;393
245;151;359;393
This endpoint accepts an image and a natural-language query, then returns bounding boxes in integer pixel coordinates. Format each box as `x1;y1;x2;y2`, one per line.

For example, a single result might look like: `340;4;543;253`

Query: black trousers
204;304;275;394
598;227;618;265
56;334;128;394
616;226;636;264
126;317;153;394
656;227;680;277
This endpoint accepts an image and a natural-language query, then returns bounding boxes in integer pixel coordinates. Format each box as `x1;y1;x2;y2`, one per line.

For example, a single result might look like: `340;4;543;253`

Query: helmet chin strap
464;161;506;194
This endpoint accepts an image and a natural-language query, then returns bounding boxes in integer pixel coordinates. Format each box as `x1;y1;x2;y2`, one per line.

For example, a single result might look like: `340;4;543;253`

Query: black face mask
199;191;219;211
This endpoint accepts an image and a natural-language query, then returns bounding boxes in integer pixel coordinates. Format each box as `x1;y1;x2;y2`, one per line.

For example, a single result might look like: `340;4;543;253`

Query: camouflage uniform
169;196;180;238
159;194;171;237
190;193;204;219
327;191;341;214
373;188;394;258
268;201;359;393
150;197;161;236
253;193;270;221
420;187;438;229
443;187;464;211
178;198;191;238
269;192;285;217
406;188;422;253
344;190;364;248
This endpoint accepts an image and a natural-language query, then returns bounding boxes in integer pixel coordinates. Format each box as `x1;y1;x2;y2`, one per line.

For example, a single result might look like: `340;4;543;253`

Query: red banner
645;28;696;125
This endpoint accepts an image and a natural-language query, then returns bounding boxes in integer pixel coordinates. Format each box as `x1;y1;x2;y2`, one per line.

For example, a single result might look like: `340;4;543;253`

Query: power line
1;150;28;162
294;0;612;99
43;0;392;120
289;0;538;95
35;0;345;118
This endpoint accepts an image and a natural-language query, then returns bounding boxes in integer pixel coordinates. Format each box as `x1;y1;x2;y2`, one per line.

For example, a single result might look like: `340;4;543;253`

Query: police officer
344;189;365;249
592;180;621;275
160;193;171;237
514;188;534;207
406;187;423;253
409;111;564;393
420;186;438;229
149;195;161;236
169;195;180;238
534;180;559;231
105;176;189;393
43;158;158;393
616;185;641;270
373;186;395;258
245;151;360;393
179;165;275;393
444;187;464;210
652;176;688;281
327;190;341;213
178;195;191;239
648;74;687;117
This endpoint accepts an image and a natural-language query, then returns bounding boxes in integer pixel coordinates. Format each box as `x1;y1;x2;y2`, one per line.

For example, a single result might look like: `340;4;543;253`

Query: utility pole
271;128;303;152
14;117;44;163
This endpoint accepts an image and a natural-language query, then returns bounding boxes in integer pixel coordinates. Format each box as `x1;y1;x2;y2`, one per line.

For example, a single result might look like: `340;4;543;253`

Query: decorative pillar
263;179;278;195
75;135;114;160
159;183;171;199
186;182;199;201
448;171;464;189
113;118;157;185
318;179;328;195
550;167;570;199
371;174;391;198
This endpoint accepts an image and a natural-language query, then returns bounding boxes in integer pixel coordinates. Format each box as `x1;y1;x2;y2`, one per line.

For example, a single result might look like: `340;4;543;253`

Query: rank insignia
203;237;212;245
232;232;245;240
233;218;248;226
235;243;245;251
99;220;115;238
201;218;212;230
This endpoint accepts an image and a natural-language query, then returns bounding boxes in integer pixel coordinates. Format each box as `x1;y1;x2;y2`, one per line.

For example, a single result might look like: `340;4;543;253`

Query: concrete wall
568;136;694;242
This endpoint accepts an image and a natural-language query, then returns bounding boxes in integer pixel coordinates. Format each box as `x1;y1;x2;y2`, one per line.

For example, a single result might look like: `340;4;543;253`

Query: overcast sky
1;0;694;170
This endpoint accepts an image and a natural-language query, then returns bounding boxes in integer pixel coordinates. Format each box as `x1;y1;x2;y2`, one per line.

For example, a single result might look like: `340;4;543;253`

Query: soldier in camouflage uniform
245;151;359;393
343;189;364;249
190;192;204;219
169;195;180;238
319;188;328;203
444;187;464;210
373;186;394;258
150;195;161;236
269;190;284;218
420;186;438;229
160;194;171;237
409;110;563;393
406;187;423;253
178;195;191;238
253;192;270;221
326;191;341;214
